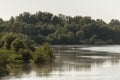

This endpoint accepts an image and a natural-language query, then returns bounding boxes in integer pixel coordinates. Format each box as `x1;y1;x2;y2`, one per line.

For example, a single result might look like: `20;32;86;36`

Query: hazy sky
0;0;120;22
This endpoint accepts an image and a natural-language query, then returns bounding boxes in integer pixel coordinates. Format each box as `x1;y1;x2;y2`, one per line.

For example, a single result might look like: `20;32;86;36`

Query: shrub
19;49;32;63
33;43;54;64
0;67;9;77
11;39;24;52
0;50;13;66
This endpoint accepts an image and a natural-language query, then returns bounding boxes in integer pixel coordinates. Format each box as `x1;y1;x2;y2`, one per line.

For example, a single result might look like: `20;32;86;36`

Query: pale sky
0;0;120;22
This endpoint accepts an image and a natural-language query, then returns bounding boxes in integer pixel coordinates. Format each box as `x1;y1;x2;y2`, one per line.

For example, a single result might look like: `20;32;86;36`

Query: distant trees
0;11;120;44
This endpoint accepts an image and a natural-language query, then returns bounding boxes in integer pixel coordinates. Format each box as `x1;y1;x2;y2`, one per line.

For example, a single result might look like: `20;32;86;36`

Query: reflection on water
2;45;120;80
80;45;120;53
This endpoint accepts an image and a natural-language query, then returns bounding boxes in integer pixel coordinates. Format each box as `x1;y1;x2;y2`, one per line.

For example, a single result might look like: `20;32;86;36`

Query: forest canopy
0;11;120;44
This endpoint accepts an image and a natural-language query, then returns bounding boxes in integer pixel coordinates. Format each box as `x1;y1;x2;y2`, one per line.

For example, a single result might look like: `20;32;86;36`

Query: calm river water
1;45;120;80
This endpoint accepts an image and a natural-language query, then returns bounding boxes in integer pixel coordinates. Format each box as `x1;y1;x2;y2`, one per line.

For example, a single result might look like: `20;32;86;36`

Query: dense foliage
33;43;54;63
0;33;53;76
0;11;120;44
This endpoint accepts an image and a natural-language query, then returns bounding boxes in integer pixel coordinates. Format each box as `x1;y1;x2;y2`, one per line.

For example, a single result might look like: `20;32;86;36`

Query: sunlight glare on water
80;45;120;53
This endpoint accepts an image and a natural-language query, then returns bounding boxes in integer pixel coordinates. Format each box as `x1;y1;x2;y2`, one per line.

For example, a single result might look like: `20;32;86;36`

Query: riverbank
0;43;54;77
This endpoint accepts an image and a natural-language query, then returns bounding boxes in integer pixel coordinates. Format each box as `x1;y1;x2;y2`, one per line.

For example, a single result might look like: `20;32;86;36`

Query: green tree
76;31;84;42
66;32;74;43
3;33;17;49
11;39;24;52
90;34;97;44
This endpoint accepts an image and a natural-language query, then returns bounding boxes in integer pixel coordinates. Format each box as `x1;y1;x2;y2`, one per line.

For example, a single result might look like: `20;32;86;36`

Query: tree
11;39;24;52
3;33;17;49
90;34;97;44
66;32;74;43
76;31;84;42
109;19;120;26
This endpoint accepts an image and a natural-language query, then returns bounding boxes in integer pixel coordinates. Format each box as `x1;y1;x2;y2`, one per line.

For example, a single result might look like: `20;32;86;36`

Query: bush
11;39;24;52
33;43;54;64
0;67;9;77
19;49;32;63
0;50;13;66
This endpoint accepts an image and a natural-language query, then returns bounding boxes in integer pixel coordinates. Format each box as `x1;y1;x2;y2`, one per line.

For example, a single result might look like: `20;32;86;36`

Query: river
1;45;120;80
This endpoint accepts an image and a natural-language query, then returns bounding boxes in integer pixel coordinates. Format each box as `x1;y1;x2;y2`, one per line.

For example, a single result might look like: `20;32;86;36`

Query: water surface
1;45;120;80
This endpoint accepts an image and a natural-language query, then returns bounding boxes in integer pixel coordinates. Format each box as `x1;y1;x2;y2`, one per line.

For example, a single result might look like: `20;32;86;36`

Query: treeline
0;11;120;44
